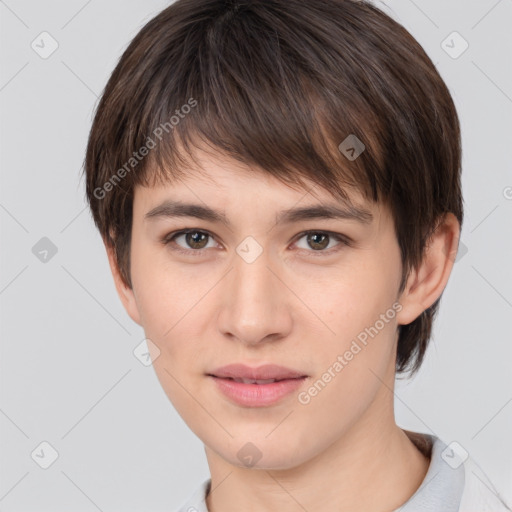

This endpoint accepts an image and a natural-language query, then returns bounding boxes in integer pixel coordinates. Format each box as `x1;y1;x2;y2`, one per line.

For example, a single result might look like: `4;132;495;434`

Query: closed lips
226;377;290;384
208;363;308;382
208;364;309;407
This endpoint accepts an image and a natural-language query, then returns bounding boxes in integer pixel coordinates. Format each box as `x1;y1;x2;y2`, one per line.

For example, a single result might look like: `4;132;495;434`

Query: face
113;149;415;470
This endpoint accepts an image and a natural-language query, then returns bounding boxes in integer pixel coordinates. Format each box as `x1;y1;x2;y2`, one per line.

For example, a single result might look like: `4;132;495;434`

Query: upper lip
208;364;307;381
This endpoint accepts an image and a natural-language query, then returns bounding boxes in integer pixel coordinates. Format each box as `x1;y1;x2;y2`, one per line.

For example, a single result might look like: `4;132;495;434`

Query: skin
105;147;460;512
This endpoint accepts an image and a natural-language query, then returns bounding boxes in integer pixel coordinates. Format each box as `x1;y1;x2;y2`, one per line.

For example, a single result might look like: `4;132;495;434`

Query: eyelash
160;229;351;258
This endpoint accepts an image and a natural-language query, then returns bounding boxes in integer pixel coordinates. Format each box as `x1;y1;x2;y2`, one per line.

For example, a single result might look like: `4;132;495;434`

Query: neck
204;381;430;512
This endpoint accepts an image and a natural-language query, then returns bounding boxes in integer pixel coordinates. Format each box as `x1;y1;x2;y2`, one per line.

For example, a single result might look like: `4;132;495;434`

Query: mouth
211;377;294;384
207;363;308;381
206;364;308;407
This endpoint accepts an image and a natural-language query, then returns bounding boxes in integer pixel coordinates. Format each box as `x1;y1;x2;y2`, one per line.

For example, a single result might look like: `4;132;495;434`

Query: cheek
305;259;397;337
294;314;397;442
301;261;399;397
130;245;208;337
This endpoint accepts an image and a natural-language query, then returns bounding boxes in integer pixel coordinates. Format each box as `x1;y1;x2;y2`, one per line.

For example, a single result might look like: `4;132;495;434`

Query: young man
83;0;511;510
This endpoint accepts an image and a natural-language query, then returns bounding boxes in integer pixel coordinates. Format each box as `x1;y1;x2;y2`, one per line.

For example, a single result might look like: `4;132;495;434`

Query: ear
104;239;142;326
396;213;461;326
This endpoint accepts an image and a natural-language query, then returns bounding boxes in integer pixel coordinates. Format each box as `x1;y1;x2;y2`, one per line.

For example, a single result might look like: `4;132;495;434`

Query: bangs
113;1;389;206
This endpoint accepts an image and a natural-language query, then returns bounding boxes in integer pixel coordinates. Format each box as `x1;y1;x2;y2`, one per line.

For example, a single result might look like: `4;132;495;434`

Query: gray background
1;0;511;510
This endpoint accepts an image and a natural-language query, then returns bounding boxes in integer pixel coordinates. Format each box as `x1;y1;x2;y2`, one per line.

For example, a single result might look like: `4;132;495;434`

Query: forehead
137;147;371;208
133;147;387;232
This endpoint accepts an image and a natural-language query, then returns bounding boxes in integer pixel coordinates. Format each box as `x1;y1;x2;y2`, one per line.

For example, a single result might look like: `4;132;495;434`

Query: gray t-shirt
174;433;509;512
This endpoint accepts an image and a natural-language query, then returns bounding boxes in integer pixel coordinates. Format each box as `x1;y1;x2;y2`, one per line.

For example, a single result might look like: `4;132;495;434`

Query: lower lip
209;376;307;407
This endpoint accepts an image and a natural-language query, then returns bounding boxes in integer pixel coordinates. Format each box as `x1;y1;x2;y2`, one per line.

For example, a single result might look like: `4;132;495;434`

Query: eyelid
161;228;351;256
161;228;220;256
291;230;351;256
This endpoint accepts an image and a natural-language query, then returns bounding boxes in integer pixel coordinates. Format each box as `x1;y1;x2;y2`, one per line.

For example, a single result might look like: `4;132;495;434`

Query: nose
217;243;293;347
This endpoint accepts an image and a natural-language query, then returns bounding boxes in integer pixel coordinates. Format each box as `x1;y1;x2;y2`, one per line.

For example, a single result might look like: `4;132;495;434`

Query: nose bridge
217;237;292;345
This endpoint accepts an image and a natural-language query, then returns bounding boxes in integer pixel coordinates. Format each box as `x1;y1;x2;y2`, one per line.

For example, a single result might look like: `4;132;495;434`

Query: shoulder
459;456;511;512
403;430;511;512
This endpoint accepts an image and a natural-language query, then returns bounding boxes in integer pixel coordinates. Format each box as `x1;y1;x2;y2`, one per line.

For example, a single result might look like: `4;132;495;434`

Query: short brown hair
82;0;463;377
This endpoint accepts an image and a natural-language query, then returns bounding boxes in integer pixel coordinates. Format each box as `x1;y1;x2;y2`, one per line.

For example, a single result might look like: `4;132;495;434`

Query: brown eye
163;229;216;255
184;231;209;249
293;230;349;257
306;232;330;250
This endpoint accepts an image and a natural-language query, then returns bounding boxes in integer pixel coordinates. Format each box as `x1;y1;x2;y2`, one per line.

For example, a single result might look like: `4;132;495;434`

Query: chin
215;436;315;471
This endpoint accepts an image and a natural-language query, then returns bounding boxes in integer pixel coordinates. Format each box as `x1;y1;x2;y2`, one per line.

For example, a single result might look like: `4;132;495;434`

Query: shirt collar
391;432;465;511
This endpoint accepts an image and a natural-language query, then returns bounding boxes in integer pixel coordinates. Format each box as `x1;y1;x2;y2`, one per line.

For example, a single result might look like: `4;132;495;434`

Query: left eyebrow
144;200;374;226
275;203;373;225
